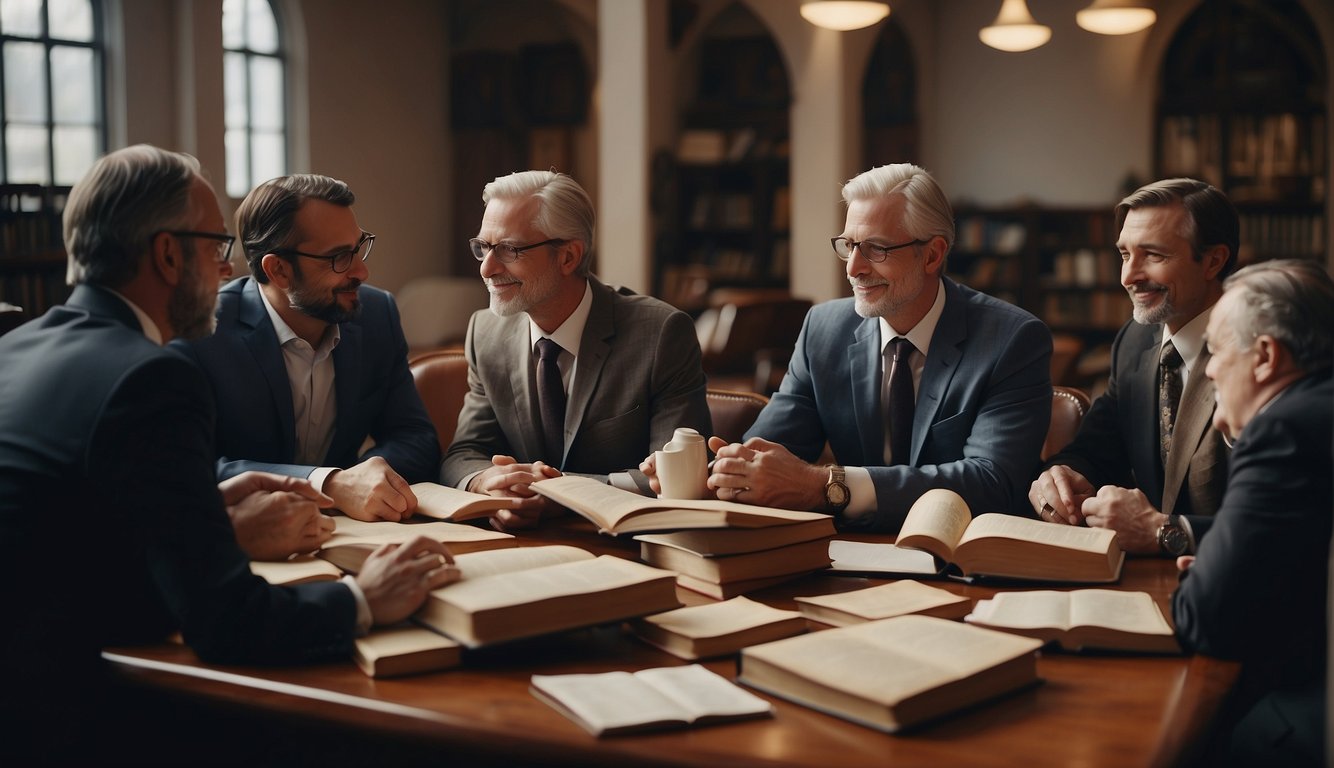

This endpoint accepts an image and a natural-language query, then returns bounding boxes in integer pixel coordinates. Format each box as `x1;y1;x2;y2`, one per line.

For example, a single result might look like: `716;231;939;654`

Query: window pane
221;0;245;49
225;129;250;197
51;45;95;123
224;51;248;129
7;125;49;183
1;0;42;37
48;0;93;41
4;42;48;122
251;130;284;187
52;124;95;184
246;0;279;54
249;55;283;131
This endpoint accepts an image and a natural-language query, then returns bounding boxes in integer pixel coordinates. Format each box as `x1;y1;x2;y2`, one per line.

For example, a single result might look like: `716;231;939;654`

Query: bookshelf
0;185;70;317
1156;0;1327;266
951;205;1127;344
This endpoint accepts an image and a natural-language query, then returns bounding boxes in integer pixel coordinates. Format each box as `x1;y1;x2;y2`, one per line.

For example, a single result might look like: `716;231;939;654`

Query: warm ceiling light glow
800;1;891;32
979;0;1051;52
1076;0;1156;35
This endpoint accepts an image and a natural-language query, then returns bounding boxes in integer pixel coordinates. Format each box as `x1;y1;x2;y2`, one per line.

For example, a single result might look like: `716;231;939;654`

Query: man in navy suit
1173;259;1333;767
176;175;440;523
688;163;1052;533
0;145;454;761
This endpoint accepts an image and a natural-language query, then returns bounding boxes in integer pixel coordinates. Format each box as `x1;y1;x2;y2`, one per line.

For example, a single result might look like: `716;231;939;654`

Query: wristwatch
1157;514;1189;556
823;465;850;514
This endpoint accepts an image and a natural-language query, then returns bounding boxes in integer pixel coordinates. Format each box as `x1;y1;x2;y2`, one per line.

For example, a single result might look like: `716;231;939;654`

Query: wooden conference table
103;517;1238;767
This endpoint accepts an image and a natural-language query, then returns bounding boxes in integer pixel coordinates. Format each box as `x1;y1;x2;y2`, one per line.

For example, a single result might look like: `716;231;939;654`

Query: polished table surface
104;517;1238;767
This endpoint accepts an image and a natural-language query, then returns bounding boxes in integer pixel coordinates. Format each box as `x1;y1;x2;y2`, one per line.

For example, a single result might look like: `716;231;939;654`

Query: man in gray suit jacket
686;164;1052;534
441;171;710;530
1031;178;1234;555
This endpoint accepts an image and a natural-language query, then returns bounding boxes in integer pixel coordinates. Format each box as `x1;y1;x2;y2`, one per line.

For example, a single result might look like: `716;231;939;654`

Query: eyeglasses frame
831;236;931;263
271;230;376;274
469;237;568;264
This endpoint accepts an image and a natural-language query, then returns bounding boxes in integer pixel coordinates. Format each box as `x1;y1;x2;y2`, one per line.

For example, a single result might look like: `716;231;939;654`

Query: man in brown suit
1028;178;1234;555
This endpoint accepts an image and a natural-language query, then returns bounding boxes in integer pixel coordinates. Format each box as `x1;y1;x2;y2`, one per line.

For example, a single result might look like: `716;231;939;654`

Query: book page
642;596;801;639
531;671;689;733
250;556;341;585
967;591;1074;631
959;513;1116;554
796;581;967;622
437;555;667;613
410;482;517;521
1069;590;1173;635
635;665;773;720
328;518;513;549
895;489;973;560
827;540;939;575
451;545;593;580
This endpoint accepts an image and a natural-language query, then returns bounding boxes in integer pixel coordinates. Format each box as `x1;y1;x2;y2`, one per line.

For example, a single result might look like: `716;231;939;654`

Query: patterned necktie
1158;341;1183;467
536;337;566;465
884;337;916;465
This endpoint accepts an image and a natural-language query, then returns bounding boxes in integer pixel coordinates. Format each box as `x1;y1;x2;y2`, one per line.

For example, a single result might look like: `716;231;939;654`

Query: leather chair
705;388;770;445
0;304;26;337
408;348;470;453
1043;386;1093;461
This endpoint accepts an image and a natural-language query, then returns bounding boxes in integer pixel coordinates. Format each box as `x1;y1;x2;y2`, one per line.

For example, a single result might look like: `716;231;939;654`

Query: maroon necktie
885;337;915;465
536;337;566;465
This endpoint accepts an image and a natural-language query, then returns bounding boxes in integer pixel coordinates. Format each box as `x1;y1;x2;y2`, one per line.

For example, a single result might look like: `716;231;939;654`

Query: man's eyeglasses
831;237;930;263
469;238;567;264
163;230;236;264
272;231;376;273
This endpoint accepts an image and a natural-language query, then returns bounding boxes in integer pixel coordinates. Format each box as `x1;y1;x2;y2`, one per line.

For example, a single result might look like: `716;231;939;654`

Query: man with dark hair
177;174;440;524
1174;259;1333;767
1031;178;1236;555
0;145;454;761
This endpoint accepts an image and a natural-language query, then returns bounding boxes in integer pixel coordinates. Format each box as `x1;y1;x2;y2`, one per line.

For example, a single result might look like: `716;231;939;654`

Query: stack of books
634;518;835;599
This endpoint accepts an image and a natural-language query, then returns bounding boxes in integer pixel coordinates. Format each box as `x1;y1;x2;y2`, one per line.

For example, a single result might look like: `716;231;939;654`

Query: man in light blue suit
703;164;1052;533
175;175;440;523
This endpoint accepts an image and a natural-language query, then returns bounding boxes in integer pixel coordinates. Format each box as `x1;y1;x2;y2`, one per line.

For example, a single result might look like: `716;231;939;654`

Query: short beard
169;255;218;341
286;261;361;324
1128;283;1173;326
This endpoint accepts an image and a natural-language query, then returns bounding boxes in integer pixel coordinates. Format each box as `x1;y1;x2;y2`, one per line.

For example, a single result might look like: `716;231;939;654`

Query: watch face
827;483;849;507
1160;527;1188;556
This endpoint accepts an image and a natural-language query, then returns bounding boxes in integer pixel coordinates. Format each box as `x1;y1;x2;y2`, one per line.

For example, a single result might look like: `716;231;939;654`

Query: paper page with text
959;514;1116;554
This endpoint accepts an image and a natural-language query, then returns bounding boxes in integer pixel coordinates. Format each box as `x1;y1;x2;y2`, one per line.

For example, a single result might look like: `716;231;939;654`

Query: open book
965;589;1180;653
250;555;342;585
414;546;680;647
794;581;971;627
531;665;773;736
826;539;940;577
531;475;829;535
410;481;519;521
316;517;514;574
638;538;832;584
896;489;1124;583
632;596;806;660
353;624;461;678
739;615;1042;733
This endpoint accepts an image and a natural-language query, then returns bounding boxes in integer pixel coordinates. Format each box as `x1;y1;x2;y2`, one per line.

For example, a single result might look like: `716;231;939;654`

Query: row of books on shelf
1045;248;1120;289
256;480;1175;737
1043;290;1129;330
676;244;789;283
689;192;754;230
955;215;1027;254
1160;112;1327;204
0;262;71;315
1239;210;1325;259
676;128;789;164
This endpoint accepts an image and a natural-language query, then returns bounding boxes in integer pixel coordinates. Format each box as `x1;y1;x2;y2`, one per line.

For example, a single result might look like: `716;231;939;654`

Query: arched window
223;0;285;198
0;0;104;184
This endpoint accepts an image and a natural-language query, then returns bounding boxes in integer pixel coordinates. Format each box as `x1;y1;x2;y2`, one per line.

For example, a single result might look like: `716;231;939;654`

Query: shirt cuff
457;470;482;492
308;466;339;493
340;575;373;636
841;466;877;518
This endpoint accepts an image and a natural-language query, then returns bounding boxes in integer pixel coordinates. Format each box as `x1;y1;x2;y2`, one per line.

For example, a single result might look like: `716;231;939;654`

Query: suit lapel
506;319;545;461
564;283;613;465
849;317;882;463
913;280;964;465
241;281;298;458
329;319;362;463
1162;346;1217;515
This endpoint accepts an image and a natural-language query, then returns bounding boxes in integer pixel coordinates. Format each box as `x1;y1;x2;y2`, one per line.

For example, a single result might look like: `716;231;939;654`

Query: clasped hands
467;455;563;531
1028;465;1169;553
641;436;827;510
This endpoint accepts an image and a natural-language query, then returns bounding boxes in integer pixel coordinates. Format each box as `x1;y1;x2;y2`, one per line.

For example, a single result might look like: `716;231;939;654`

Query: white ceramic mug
655;427;709;499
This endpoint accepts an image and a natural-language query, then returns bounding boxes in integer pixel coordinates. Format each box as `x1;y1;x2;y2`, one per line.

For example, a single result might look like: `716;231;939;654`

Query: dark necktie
884;337;916;465
1158;341;1183;467
536;337;566;464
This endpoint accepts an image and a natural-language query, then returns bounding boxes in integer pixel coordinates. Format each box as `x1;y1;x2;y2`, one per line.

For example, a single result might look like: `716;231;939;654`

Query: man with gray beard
1030;178;1235;555
691;164;1051;534
441;170;709;530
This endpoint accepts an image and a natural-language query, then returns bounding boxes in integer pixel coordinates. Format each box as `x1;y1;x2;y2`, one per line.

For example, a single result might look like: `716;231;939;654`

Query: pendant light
1076;0;1156;35
979;0;1051;52
800;1;891;32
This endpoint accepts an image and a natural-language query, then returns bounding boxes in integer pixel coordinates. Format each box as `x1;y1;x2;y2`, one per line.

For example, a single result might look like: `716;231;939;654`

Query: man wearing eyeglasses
680;163;1051;533
176;174;440;525
440;170;710;530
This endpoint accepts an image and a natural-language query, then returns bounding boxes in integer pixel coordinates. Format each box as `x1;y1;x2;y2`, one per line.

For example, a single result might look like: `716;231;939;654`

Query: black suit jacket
1172;373;1332;763
1047;319;1229;537
175;277;440;482
0;286;356;711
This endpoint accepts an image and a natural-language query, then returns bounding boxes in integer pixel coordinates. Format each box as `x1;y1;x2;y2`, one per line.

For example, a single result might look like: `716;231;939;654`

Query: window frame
222;0;289;198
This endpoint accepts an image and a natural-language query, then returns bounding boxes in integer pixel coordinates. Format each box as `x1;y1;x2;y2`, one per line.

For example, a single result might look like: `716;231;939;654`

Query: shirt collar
1163;305;1211;370
529;279;592;355
258;283;340;354
879;278;946;356
103;287;163;345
